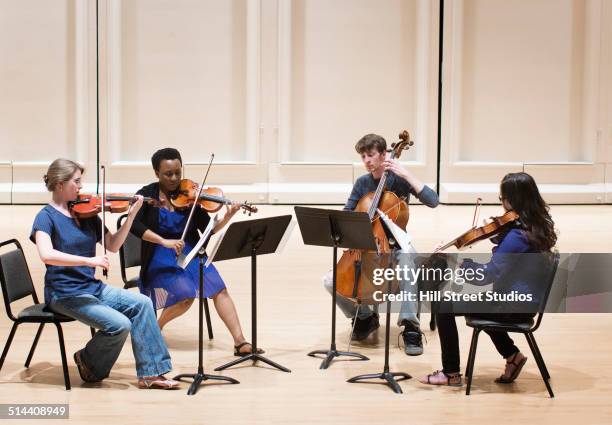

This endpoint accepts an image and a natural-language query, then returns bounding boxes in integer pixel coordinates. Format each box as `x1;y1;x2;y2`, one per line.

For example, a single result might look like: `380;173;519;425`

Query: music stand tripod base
308;345;369;370
174;368;240;396
347;371;411;394
215;352;291;373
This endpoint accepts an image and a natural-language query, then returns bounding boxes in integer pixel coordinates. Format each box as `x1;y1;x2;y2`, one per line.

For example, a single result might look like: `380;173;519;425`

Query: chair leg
526;332;550;380
203;298;214;340
525;332;554;398
53;323;71;391
465;328;481;395
0;322;19;372
24;323;45;368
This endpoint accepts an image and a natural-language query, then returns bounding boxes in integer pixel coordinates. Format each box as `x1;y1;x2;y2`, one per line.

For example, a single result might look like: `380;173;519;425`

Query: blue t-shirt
344;172;439;211
30;205;107;302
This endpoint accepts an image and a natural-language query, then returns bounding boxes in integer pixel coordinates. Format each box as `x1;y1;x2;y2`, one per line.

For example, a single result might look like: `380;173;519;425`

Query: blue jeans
48;284;172;379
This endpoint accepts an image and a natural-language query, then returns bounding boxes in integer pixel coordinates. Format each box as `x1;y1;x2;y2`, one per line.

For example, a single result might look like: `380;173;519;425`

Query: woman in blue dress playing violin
131;148;263;357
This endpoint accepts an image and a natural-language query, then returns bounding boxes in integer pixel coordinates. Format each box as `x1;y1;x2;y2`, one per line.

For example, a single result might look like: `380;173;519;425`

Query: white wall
1;0;611;204
440;0;611;204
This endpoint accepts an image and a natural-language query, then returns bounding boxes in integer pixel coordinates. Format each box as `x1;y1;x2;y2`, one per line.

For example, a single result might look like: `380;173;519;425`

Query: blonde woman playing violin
32;159;179;389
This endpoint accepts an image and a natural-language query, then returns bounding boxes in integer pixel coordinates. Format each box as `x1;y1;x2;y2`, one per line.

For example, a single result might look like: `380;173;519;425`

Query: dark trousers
436;312;534;374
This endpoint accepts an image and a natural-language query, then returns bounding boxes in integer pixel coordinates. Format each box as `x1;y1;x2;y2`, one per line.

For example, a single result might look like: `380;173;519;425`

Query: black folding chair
464;252;560;398
117;214;214;339
0;239;95;390
117;214;143;290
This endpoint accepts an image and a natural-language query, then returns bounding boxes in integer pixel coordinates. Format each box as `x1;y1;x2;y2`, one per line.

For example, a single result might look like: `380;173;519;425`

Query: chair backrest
533;250;560;330
0;239;38;320
117;214;142;284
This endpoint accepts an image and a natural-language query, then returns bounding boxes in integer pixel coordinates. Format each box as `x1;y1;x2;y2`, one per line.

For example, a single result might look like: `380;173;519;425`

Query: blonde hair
44;159;84;191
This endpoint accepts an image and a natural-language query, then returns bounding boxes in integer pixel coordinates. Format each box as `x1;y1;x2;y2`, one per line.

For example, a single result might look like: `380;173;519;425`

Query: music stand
294;206;376;369
346;228;411;393
173;229;239;395
213;215;293;373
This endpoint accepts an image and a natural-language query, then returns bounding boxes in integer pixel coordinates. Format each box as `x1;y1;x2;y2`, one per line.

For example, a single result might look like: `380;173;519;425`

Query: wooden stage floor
0;204;611;425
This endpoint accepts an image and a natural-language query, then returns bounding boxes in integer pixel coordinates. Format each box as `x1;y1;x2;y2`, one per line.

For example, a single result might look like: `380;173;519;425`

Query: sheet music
205;227;226;267
177;213;220;269
376;208;416;254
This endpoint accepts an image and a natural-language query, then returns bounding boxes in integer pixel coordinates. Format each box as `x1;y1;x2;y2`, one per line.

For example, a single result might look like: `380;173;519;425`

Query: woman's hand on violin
162;239;185;255
127;195;144;218
88;255;109;271
226;202;241;217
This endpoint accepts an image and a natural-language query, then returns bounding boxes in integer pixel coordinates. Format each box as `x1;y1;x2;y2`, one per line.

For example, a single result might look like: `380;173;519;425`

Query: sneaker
351;314;380;341
400;325;423;356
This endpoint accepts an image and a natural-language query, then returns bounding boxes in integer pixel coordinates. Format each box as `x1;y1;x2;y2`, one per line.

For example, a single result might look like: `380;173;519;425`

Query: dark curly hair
151;148;182;171
500;172;557;251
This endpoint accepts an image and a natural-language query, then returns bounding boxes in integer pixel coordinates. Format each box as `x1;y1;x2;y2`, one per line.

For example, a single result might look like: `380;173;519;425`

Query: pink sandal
419;370;462;387
138;375;180;390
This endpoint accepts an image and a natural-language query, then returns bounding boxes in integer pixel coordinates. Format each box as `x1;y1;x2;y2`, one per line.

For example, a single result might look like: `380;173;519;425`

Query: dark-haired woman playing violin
32;159;179;389
131;148;263;357
420;172;557;387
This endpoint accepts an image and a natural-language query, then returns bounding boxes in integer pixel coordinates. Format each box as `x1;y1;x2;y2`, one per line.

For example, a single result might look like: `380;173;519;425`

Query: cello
335;130;414;304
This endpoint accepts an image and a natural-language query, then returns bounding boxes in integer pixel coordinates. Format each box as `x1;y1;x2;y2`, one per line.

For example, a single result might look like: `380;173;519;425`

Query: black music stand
173;243;239;395
214;215;293;373
346;230;411;393
294;206;376;369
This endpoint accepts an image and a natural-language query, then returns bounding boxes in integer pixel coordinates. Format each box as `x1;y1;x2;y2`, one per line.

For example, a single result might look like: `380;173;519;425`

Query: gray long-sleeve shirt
343;171;439;211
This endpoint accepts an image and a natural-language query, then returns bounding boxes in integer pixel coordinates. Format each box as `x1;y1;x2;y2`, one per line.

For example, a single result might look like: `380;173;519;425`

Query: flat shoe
73;350;102;383
419;370;462;387
138;375;180;390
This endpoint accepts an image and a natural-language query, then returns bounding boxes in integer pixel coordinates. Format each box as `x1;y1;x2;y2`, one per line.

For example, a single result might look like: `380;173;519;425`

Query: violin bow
101;165;108;278
471;197;483;228
179;153;214;248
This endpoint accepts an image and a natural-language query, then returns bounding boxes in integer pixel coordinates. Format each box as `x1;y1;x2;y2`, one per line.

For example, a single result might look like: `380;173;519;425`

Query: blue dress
141;208;226;310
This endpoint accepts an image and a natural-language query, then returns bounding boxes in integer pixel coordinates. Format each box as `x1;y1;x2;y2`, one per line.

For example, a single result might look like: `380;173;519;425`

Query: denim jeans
322;248;420;328
48;284;172;379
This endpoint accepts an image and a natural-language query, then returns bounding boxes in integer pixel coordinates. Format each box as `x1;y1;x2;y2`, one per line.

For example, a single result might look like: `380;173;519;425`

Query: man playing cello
322;133;439;355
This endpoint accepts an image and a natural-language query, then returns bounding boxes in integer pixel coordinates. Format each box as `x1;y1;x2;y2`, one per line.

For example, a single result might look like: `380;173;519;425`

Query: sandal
138;375;180;390
234;342;265;357
419;370;462;387
73;350;102;383
495;353;527;384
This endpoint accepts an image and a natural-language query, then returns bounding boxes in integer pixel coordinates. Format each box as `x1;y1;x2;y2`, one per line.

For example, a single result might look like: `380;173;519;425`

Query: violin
69;194;158;219
336;130;414;303
435;202;520;252
169;179;257;215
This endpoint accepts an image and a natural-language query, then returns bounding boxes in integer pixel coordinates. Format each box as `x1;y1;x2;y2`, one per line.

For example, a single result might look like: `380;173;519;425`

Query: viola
435;209;520;252
169;179;257;215
69;194;157;218
336;130;414;303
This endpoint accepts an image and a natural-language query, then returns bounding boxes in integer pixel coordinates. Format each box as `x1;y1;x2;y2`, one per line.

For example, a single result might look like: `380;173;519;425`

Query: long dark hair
500;172;557;251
